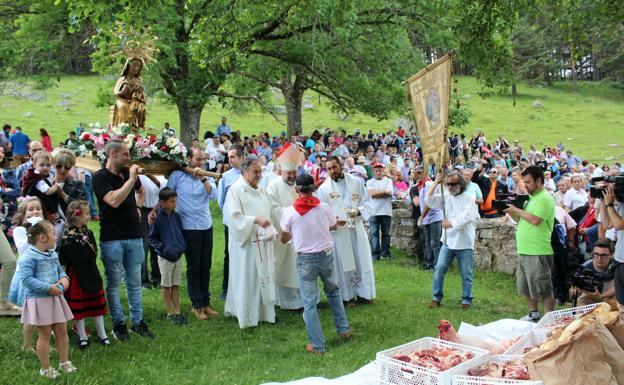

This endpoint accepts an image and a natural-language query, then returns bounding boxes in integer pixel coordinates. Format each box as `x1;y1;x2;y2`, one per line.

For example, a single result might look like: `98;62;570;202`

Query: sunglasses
55;165;71;170
446;182;459;187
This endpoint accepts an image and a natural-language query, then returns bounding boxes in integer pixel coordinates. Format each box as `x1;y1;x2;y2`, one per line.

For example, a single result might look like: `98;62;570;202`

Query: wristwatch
607;203;615;208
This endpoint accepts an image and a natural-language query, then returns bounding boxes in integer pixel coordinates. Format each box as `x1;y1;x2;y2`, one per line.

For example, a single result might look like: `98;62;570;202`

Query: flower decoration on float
67;122;188;167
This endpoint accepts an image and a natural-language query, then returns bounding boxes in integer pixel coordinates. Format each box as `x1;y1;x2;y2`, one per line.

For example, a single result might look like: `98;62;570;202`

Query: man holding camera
600;184;624;307
504;166;555;322
569;238;615;306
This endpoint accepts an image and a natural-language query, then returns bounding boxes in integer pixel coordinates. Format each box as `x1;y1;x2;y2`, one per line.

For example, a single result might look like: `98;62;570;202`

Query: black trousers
222;225;229;292
183;228;213;309
140;207;160;284
615;262;624;305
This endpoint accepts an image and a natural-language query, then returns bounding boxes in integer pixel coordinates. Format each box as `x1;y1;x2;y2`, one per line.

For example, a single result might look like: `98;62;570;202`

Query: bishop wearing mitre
316;156;376;303
266;144;303;310
223;157;279;328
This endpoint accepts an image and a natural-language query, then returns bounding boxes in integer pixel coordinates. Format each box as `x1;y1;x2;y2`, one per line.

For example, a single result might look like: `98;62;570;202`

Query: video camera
492;193;530;213
589;173;624;201
567;265;613;293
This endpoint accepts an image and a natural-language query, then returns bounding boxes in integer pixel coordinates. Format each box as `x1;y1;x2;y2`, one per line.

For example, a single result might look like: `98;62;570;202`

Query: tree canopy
1;0;622;141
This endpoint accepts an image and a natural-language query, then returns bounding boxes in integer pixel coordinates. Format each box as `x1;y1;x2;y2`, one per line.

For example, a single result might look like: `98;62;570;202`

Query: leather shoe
429;300;440;308
462;304;471;310
305;343;323;354
339;330;353;339
202;306;219;316
192;308;207;320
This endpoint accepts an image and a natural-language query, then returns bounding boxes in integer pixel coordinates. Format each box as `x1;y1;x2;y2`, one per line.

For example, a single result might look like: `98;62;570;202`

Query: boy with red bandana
279;174;352;354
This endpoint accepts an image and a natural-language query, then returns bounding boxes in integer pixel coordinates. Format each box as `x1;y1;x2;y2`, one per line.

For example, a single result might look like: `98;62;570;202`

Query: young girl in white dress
8;196;44;351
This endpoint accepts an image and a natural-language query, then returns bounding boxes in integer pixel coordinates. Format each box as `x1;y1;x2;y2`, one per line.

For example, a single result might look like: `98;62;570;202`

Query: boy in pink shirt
280;174;352;353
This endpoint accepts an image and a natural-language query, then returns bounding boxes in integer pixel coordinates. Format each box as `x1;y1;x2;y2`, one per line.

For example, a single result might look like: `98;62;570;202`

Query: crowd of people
0;117;623;378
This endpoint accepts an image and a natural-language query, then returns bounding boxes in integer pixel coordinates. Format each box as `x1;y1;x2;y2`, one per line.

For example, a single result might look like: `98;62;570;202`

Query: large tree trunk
284;89;303;138
280;72;305;138
177;99;204;147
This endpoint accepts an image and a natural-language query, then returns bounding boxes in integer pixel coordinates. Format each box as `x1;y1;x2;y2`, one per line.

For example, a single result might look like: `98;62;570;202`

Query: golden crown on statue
112;24;159;63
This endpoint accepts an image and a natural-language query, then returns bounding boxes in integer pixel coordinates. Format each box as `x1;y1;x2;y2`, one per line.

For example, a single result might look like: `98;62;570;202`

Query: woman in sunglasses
53;150;87;230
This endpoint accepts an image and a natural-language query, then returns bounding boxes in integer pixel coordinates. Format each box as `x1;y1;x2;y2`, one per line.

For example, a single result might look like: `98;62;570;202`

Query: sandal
58;361;77;373
78;339;89;350
39;367;60;379
98;337;110;346
0;301;22;312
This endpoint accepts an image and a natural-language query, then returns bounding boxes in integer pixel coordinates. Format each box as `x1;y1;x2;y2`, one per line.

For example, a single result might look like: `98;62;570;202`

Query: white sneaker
58;361;77;373
520;312;540;323
40;367;61;379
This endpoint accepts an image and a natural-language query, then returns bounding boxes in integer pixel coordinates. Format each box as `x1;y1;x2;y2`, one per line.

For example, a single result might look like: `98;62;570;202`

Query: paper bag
607;310;624;350
524;321;622;385
595;320;624;383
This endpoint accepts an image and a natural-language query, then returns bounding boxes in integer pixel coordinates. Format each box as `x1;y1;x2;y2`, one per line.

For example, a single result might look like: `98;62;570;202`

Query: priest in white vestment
316;156;376;302
224;157;279;328
266;156;303;310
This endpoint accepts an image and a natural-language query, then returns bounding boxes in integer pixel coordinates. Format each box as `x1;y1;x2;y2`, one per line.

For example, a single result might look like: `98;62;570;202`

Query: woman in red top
39;128;53;152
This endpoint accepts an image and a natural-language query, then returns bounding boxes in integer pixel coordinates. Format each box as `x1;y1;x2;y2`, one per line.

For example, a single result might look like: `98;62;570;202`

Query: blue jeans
369;215;392;260
297;249;350;352
100;238;145;325
432;245;474;305
84;173;97;217
584;223;600;252
422;221;442;269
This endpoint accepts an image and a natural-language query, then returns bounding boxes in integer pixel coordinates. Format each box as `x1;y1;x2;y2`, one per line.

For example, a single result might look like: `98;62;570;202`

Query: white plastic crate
376;337;490;385
452;355;544;385
503;329;549;355
534;302;603;329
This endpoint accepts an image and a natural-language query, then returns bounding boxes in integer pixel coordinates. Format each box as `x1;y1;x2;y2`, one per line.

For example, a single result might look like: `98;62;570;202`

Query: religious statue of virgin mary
111;57;147;129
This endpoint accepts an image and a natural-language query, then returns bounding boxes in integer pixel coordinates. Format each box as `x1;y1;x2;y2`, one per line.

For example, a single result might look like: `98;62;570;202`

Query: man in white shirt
366;162;393;260
563;175;588;212
426;171;480;310
554;177;570;207
344;156;367;184
138;174;166;288
204;136;226;173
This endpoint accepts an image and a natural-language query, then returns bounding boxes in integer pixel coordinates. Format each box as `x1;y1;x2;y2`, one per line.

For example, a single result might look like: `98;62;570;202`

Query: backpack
550;217;571;301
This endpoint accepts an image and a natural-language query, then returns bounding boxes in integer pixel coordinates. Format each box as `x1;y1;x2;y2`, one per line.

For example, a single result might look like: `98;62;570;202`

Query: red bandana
293;196;320;216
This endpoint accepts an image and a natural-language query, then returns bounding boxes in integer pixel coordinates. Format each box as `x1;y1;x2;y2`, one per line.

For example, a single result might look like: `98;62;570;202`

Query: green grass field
0;75;620;384
0;204;527;385
0;76;622;162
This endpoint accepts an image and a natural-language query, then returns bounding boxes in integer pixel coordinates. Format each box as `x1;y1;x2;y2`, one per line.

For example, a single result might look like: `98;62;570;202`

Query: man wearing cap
317;156;376;303
266;145;304;310
280;174;352;353
366;162;393;260
257;139;273;160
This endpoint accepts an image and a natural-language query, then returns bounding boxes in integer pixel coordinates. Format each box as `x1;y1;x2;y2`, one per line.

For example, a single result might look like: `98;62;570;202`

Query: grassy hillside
1;76;623;162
